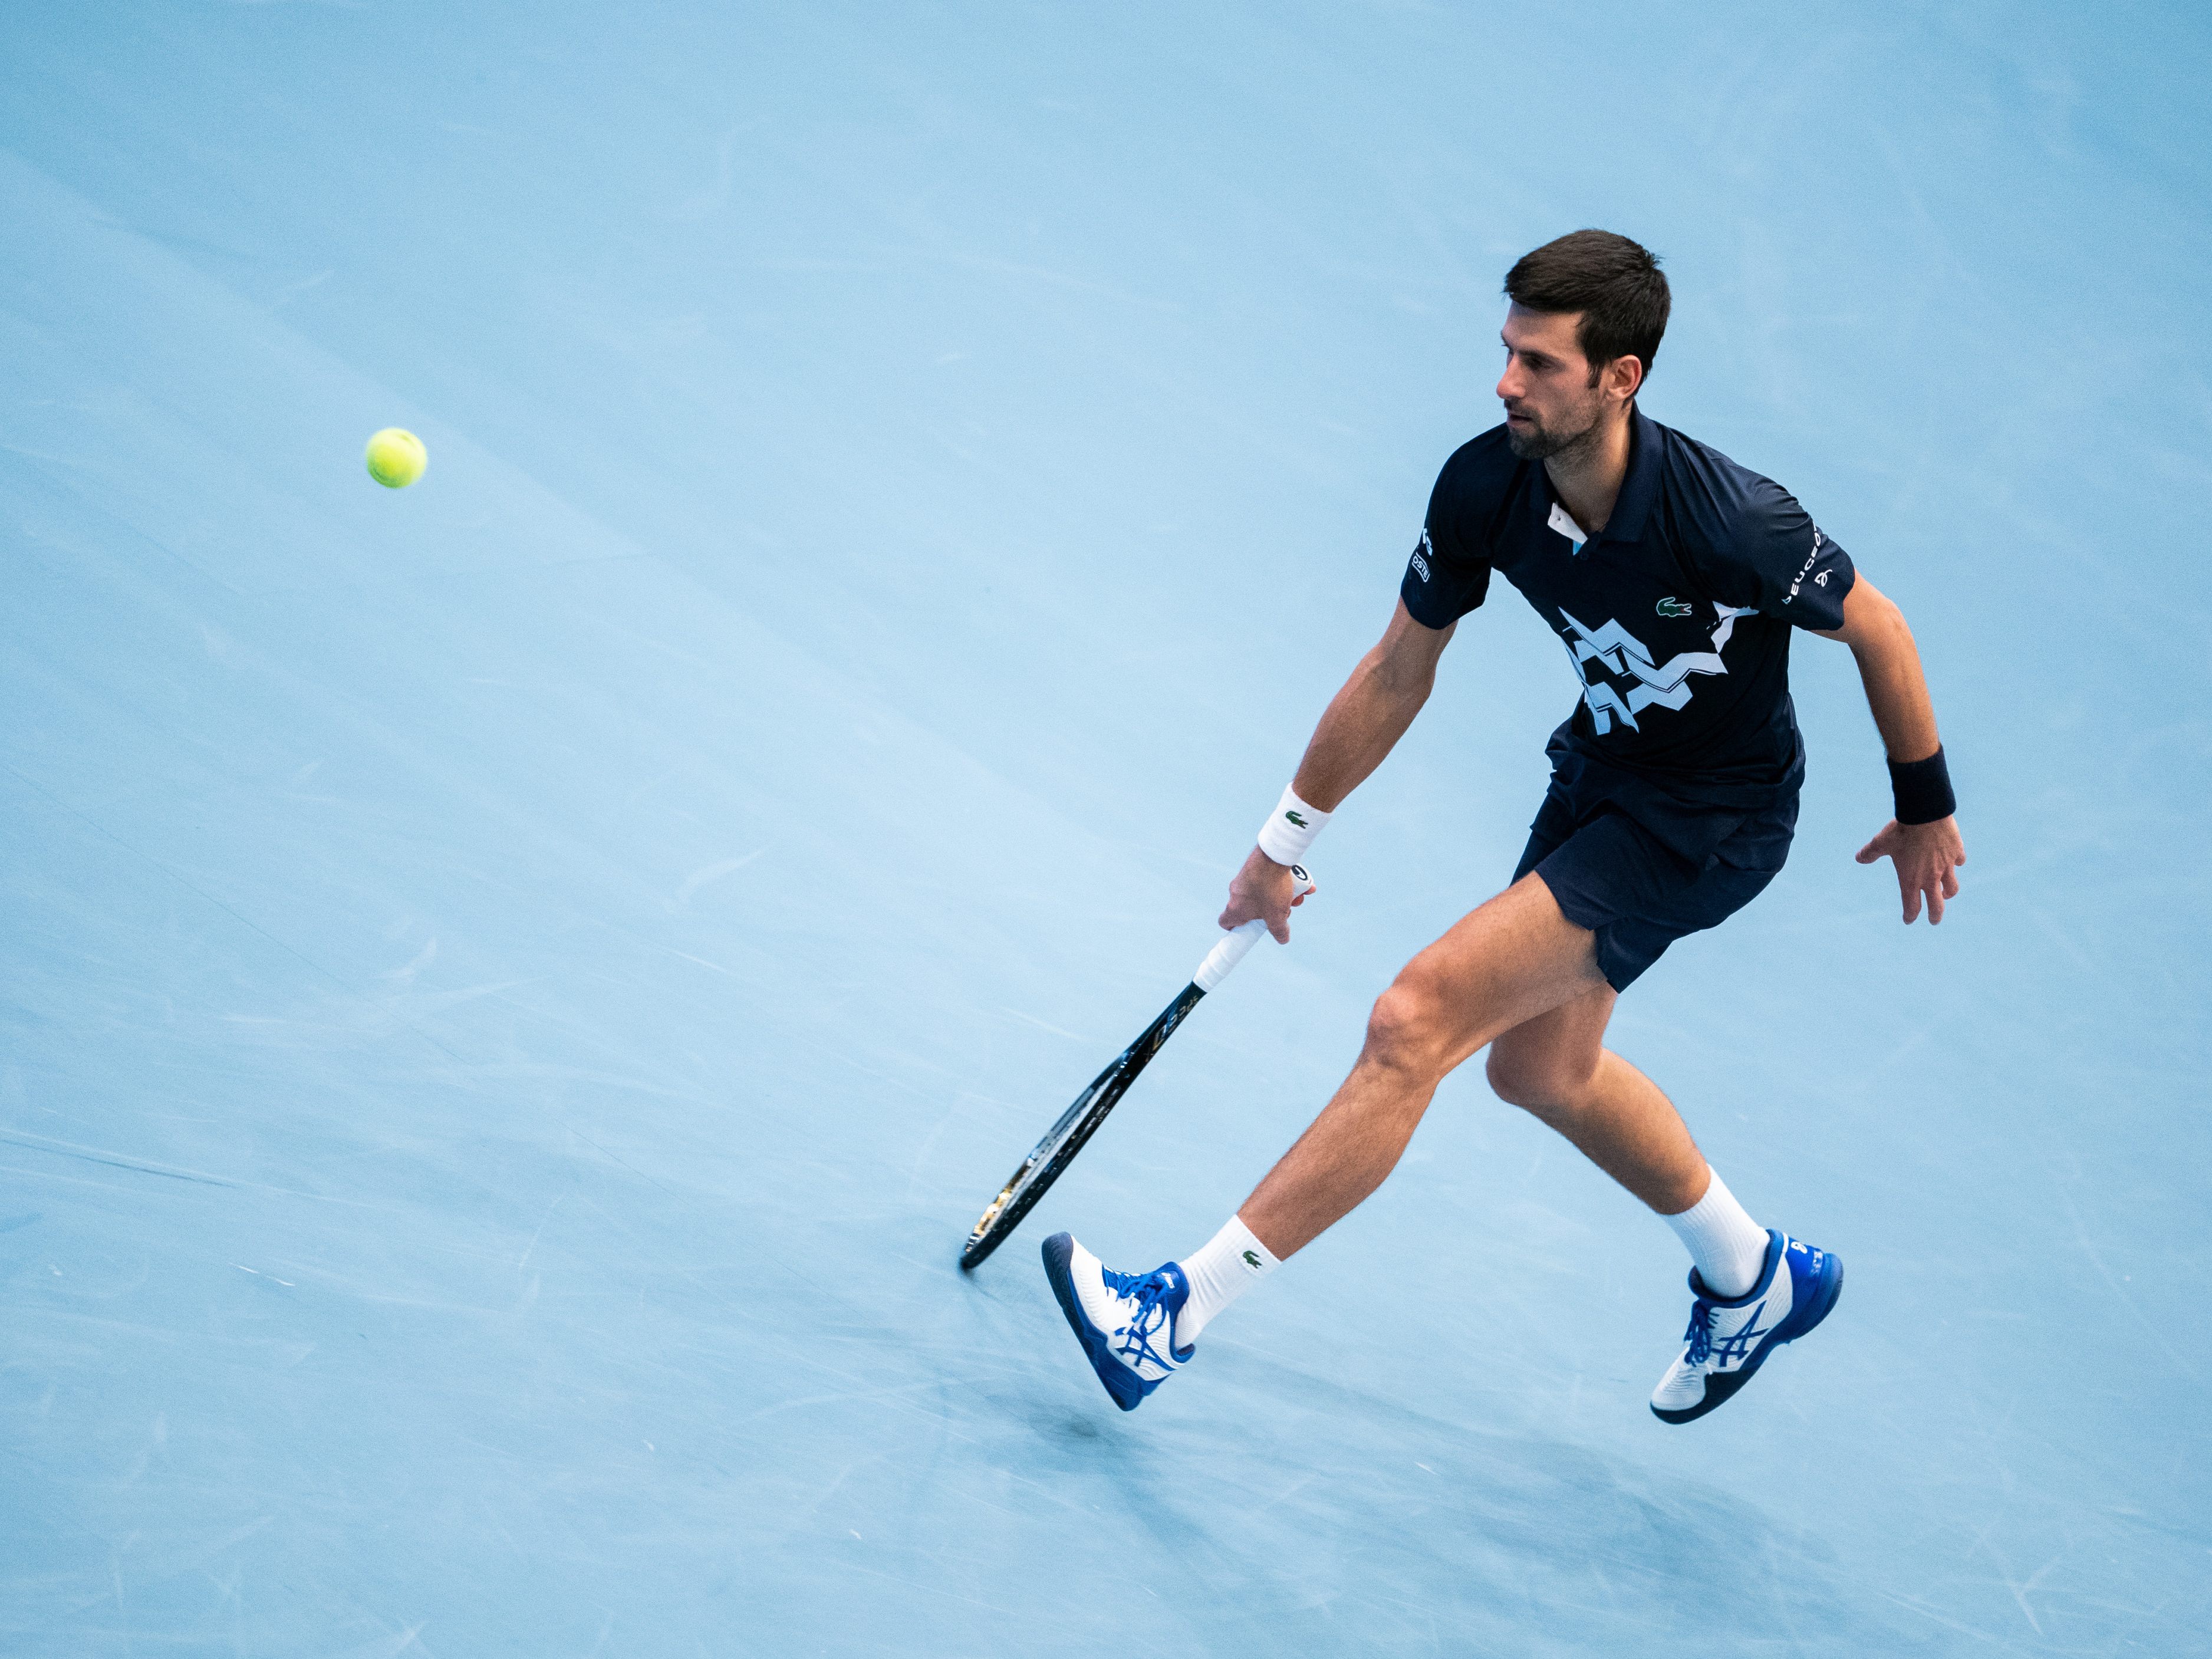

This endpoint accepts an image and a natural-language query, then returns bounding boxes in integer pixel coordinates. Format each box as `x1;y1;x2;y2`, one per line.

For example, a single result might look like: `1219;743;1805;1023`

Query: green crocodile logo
1242;1249;1263;1270
1655;596;1695;618
1284;811;1308;828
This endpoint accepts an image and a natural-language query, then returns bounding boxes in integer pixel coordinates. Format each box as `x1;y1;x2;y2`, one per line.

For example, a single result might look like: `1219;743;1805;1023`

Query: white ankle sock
1662;1168;1769;1299
1177;1214;1281;1341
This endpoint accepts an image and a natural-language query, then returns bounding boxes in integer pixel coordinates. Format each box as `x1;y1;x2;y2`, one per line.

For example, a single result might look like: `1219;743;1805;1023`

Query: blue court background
5;4;2208;1654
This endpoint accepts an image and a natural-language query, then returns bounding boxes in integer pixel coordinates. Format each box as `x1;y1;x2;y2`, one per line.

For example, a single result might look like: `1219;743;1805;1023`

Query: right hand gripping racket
957;866;1314;1270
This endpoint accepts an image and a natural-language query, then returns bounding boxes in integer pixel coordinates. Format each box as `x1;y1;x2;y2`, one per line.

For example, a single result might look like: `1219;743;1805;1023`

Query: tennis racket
957;865;1314;1270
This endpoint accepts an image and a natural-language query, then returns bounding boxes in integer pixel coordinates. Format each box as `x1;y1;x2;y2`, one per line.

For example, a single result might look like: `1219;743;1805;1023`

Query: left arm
1815;575;1967;924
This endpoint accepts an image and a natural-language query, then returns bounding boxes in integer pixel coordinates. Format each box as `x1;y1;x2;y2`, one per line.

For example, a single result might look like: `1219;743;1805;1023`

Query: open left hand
1855;816;1966;924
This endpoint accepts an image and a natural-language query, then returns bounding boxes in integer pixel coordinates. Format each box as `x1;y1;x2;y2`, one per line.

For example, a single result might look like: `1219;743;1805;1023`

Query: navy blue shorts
1513;794;1782;992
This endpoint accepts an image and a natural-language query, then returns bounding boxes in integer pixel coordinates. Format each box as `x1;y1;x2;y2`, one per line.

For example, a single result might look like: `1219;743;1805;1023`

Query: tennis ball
364;427;427;489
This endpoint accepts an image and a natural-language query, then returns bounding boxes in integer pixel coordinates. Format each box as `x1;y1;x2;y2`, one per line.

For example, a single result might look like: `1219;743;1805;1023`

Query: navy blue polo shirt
1401;407;1855;870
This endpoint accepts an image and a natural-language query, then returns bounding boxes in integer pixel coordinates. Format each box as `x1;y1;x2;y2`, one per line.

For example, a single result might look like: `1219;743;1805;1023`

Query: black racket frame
957;979;1207;1270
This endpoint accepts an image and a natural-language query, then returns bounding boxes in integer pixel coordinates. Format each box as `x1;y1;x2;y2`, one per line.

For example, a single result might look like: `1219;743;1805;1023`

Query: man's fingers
1223;902;1291;943
1929;857;1960;923
1861;821;1965;925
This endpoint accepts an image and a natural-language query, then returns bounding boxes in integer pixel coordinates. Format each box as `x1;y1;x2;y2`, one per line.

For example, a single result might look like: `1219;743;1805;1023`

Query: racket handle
1193;864;1314;992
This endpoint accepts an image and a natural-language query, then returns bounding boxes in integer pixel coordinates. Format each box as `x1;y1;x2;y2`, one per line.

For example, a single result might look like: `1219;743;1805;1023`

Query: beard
1504;391;1604;460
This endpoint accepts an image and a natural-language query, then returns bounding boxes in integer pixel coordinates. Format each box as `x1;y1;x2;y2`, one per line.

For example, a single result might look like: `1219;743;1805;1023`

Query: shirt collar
1603;404;1662;544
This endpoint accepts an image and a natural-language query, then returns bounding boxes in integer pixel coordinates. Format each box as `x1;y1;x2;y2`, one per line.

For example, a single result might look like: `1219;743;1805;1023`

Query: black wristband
1887;745;1955;825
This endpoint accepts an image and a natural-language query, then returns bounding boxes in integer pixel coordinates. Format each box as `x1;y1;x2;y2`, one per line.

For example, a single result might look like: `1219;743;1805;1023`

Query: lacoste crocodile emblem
1655;596;1695;618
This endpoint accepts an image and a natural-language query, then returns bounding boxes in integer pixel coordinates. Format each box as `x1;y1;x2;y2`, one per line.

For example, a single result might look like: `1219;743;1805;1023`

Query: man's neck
1543;404;1634;538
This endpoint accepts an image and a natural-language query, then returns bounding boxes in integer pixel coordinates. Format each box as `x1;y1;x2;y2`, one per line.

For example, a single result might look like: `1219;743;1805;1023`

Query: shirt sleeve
1691;476;1856;631
1399;450;1493;628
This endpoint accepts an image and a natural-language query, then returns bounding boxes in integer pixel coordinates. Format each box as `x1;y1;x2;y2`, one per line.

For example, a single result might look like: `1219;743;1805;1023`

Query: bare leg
1239;875;1607;1258
1484;986;1709;1215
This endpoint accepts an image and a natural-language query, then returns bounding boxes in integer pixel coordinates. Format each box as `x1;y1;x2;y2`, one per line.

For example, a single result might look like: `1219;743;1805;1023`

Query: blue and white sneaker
1041;1232;1193;1411
1650;1230;1844;1424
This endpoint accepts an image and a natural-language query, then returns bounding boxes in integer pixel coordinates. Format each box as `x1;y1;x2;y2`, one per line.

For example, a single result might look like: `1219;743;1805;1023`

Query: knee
1484;1044;1595;1118
1362;974;1455;1084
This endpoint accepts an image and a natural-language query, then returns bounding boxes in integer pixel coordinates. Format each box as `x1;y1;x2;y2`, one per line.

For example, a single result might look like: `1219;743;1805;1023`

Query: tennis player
1044;229;1965;1423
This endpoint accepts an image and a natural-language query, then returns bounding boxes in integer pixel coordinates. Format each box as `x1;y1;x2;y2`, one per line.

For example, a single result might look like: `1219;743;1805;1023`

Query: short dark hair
1504;229;1670;386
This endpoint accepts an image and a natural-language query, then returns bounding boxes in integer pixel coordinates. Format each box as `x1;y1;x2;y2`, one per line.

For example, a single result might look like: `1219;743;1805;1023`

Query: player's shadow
1010;1336;1902;1655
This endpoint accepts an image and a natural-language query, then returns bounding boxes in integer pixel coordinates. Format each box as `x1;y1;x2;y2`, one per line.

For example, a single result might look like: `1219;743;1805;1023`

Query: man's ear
1608;353;1645;403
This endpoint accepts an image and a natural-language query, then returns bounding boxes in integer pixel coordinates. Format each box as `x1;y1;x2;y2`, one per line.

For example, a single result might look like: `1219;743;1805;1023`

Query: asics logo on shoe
1097;1263;1189;1379
1113;1301;1176;1374
1707;1301;1772;1369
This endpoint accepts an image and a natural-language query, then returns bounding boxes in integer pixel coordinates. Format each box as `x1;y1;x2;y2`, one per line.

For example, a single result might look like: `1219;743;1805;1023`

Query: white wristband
1256;785;1330;866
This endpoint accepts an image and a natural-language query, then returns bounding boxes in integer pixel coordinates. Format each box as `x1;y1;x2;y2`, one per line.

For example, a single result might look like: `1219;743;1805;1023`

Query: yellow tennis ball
364;427;427;489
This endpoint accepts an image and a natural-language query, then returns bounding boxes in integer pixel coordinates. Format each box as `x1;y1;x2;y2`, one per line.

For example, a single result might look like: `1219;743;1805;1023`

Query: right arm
1219;600;1454;940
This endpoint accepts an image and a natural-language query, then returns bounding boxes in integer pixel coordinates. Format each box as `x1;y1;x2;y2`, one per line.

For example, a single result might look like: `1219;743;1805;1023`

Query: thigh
1390;874;1611;1074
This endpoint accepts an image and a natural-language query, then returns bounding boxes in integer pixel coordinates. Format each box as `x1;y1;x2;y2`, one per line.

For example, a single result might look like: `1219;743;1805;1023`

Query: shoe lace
1103;1267;1177;1371
1682;1299;1716;1368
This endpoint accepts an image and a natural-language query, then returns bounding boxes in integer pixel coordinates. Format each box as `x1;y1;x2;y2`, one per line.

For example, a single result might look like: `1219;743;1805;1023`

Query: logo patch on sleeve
1410;528;1433;582
1783;528;1826;605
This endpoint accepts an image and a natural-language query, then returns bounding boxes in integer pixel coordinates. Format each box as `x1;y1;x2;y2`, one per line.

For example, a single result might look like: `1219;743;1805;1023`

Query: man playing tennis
1042;229;1966;1423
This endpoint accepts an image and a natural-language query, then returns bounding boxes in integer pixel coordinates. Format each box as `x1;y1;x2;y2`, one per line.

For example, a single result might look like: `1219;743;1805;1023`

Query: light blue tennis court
4;4;2207;1653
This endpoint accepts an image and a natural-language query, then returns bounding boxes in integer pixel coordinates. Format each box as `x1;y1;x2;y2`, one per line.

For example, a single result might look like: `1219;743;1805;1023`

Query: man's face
1496;304;1608;460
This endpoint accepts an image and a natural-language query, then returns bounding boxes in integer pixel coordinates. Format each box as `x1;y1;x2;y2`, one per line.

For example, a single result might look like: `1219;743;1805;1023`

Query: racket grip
1193;864;1314;992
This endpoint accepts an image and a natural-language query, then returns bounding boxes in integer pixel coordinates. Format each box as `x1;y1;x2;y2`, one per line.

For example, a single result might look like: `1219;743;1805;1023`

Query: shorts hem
1526;867;1643;994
